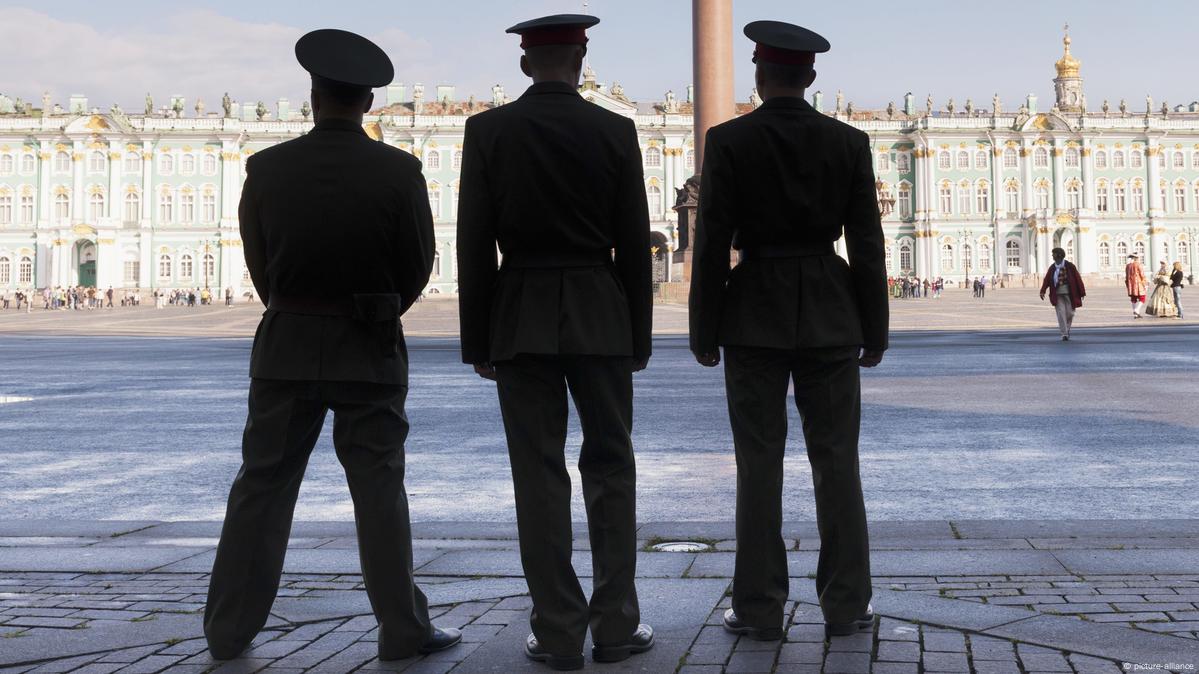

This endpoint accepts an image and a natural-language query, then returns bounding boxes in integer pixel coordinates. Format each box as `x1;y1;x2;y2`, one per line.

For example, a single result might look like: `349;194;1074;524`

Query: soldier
689;20;889;641
203;29;460;661
456;14;654;671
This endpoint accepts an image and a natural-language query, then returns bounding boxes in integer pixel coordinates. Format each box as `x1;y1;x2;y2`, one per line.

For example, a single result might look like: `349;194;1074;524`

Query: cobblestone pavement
0;286;1193;337
1;520;1197;673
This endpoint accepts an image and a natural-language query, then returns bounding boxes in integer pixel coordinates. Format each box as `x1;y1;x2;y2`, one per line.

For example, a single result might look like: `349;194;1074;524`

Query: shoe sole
592;637;655;663
525;649;585;671
723;622;784;641
417;636;462;655
825;616;876;638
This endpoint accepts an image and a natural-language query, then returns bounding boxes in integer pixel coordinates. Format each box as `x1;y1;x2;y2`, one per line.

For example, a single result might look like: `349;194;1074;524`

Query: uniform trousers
205;378;431;660
494;354;640;655
722;345;872;628
1054;286;1076;337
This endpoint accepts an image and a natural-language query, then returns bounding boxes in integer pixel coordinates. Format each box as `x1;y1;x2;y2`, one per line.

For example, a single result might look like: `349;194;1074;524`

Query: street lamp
1185;226;1198;285
202;239;212;296
958;227;971;286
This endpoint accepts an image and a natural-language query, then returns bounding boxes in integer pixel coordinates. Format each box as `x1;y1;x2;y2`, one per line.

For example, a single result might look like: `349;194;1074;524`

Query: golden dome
1055;31;1081;79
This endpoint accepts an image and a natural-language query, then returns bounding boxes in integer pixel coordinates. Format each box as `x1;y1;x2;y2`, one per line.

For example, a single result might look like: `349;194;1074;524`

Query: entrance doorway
75;240;97;287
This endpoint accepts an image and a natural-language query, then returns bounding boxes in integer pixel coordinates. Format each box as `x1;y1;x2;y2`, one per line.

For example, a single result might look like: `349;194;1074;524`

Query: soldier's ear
520;55;531;78
805;69;818;88
361;92;374;114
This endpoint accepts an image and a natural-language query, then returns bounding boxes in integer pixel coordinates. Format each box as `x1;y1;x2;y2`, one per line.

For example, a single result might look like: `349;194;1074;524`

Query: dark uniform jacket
689;96;888;355
240;118;435;385
456;81;652;365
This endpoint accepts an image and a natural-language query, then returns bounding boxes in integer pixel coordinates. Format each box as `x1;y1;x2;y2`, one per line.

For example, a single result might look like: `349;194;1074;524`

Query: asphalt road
1;327;1196;522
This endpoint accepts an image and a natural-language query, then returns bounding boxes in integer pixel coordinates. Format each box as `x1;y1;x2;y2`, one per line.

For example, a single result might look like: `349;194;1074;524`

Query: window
1160;182;1168;212
644;147;662;168
1114;182;1126;212
180;254;193;280
1003;148;1017;168
88;151;106;173
956;151;969;170
877;153;890;172
975;181;990;213
1005;183;1019;216
200;154;216;175
1005;240;1021;271
124;192;140;222
123;260;139;284
885;244;893;273
685;150;694;171
1112;151;1125;169
957;183;971;215
158;254;172;280
159;191;174;223
1096;181;1108;212
979;243;992;271
0;257;8;284
1067;183;1081;210
0;154;12;174
427;184;440;220
425;149;440;170
20;154;35;174
647;184;662;216
124;152;141;173
54;193;70;223
1173;152;1185;170
431;251;441;279
1033;147;1049;168
897;152;910;172
1194;182;1199;212
1099;242;1112;269
181;154;196;175
452;150;462;170
54;151;71;173
1036;183;1050;210
1116;241;1128;260
1065;147;1079;168
899;241;913;273
898;184;912;219
1131;150;1143;168
0;194;10;224
88;192;104;220
1094;150;1107;169
974;151;988;170
179;192;194;223
19;193;33;223
938;151;951;170
1134;240;1146;260
159;153;175;174
1175;183;1187;213
1193;153;1199;170
940;243;955;270
203;254;215;281
1132;183;1145;212
1158;151;1166;169
1180;240;1191;268
939;183;952;214
18;256;31;284
1161;240;1170;263
202;193;216;222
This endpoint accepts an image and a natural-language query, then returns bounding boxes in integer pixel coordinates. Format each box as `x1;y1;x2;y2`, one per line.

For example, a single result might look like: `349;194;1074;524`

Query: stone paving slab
952;520;1199;539
1053;550;1199;575
0;521;158;539
157;548;446;574
0;546;209;573
986;614;1199;666
687;550;1071;578
0;613;201;667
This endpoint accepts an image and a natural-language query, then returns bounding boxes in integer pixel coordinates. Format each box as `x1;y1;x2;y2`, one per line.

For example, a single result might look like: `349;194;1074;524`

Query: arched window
1112;150;1125;169
1067;182;1081;210
956;151;969;170
975;181;990;213
0;192;10;224
899;240;913;273
202;192;216;222
1035;183;1050;210
1094;150;1108;169
0;256;9;284
1180;240;1191;268
685;149;694;171
0;154;13;174
897;183;912;219
1134;240;1146;260
1160;181;1168;212
1033;147;1048;168
939;182;953;214
974;150;988;170
877;152;890;172
940;242;955;270
450;150;462;170
425;149;440;170
179;254;193;280
88;151;106;173
427;184;441;220
1096;180;1109;212
957;182;971;214
1157;150;1166;168
1194;181;1199;211
181;154;196;175
884;243;893;272
159;191;174;223
1005;240;1021;271
1002;147;1017;168
158;254;172;280
54;193;70;223
1099;241;1112;269
124;192;140;222
124;152;141;173
18;256;32;284
203;254;215;281
644;147;662;168
1064;147;1079;168
647;184;662;216
979;243;992;271
896;152;911;172
180;191;195;223
1113;182;1126;212
1004;183;1019;216
1175;182;1187;213
88;191;104;220
1132;182;1145;213
123;253;139;284
1174;152;1185;169
1116;240;1129;260
19;191;33;223
54;151;71;173
202;154;217;175
159;153;175;174
1131;150;1143;168
938;151;951;170
20;153;35;174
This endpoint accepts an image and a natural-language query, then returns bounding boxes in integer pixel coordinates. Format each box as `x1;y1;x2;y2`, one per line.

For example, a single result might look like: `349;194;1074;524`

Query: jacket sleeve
842;132;889;351
238;155;269;306
1039;268;1053;294
397;162;435;315
455;119;498;365
688;127;735;356
613;118;653;361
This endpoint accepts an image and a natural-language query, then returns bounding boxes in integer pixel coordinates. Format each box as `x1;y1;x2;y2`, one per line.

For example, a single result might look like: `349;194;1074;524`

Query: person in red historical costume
1125;253;1147;318
1040;247;1086;341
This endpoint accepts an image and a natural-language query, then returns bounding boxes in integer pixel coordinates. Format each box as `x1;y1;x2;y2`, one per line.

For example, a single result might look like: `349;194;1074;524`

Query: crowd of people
888;275;1005;299
0;286;249;311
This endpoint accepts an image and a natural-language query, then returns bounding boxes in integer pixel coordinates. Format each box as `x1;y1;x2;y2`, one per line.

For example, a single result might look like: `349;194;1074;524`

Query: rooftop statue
749;88;762;109
992;93;1001;116
926;93;933;115
255;100;267;121
1120;99;1128;116
222;93;232;118
835;89;843;113
195;98;205;117
144;93;153;115
300;100;311;120
886;101;895;119
964;98;973;116
491;83;504;107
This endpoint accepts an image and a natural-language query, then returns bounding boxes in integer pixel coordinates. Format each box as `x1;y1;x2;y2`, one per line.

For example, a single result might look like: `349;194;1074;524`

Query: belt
501;250;613;270
268;295;354;317
739;241;836;260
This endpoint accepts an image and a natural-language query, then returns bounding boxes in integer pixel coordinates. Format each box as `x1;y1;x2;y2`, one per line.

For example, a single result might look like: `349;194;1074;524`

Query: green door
79;261;97;287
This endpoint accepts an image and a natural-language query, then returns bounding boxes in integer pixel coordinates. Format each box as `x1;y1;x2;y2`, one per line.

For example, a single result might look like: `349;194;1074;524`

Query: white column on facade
925;144;940;279
108;142;122;222
1020;140;1035;215
140;141;154;288
990;144;1003;274
1051;139;1066;212
71;140;84;222
96;236;119;289
34;233;51;289
1081;139;1095;209
140;142;153;222
911;146;927;276
1146;139;1164;269
37;141;51;228
663;147;675;212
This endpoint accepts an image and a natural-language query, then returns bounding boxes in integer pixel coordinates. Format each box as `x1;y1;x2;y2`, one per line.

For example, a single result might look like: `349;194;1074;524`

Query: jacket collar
521;81;582;98
311;117;368;135
759;96;815;113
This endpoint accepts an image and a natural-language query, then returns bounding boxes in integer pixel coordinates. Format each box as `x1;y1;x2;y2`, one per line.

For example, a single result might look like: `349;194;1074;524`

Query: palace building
0;29;1197;295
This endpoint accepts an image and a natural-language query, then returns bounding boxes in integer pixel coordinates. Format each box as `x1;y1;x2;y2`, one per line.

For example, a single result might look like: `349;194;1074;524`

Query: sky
1;0;1196;114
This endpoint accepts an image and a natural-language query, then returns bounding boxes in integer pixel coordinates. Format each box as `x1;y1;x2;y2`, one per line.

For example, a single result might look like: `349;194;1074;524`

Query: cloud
0;7;435;112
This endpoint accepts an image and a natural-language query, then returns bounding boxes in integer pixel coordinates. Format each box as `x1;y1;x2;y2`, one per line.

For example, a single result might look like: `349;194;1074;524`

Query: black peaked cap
505;14;600;36
743;20;830;54
295;29;394;88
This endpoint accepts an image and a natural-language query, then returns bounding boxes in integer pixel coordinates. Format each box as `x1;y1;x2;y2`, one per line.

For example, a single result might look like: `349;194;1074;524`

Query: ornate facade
1;30;1197;294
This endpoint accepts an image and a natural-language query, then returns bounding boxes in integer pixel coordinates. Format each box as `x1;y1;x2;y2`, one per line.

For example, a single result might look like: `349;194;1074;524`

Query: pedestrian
456;14;654;670
203;28;458;662
1146;260;1177;318
979;275;986;298
1039;247;1086;341
105;287;113;308
1125;253;1147;318
1171;261;1185;319
1;291;8;310
225;286;233;306
689;20;884;643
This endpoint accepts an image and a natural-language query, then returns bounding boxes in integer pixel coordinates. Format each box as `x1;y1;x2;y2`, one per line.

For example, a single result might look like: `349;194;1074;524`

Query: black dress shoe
593;623;655;663
418;626;462;654
525;633;584;671
207;641;248;661
824;603;876;638
722;609;784;641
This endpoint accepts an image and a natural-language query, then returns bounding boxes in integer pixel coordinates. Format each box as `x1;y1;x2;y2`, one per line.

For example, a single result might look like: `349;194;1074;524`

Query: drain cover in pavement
651;541;711;552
